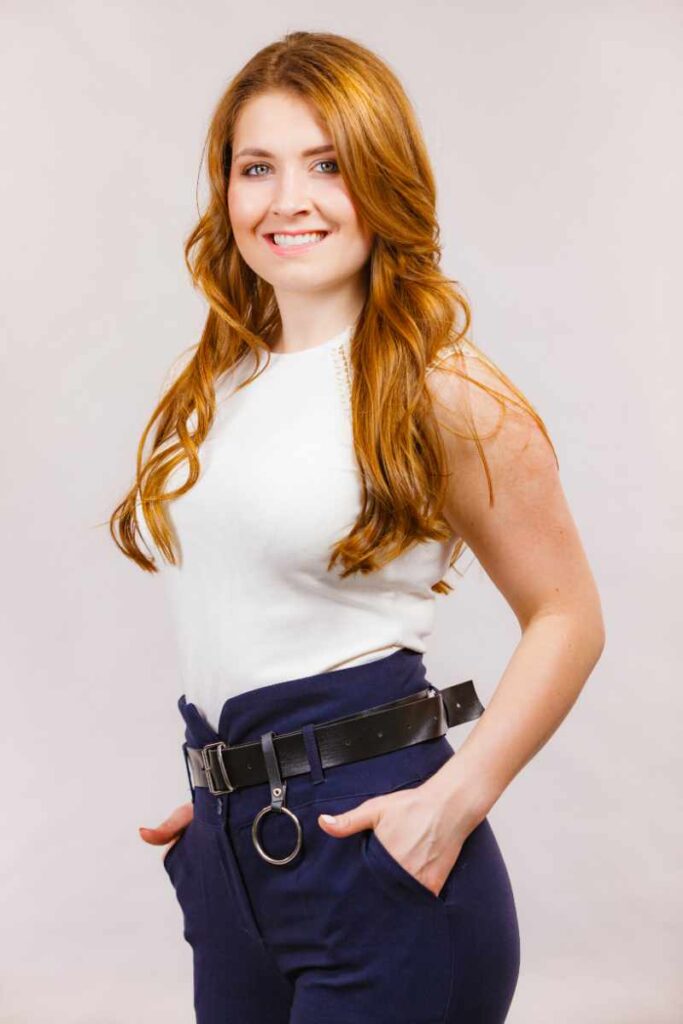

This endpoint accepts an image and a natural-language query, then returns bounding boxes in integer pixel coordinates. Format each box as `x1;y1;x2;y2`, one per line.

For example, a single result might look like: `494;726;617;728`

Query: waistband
177;648;433;750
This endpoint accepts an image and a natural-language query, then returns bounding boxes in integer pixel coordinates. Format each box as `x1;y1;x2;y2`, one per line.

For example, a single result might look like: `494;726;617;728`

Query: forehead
232;90;333;151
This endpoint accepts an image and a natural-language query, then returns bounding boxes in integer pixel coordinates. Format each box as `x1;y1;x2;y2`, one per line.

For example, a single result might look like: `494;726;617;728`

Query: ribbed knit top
140;324;458;731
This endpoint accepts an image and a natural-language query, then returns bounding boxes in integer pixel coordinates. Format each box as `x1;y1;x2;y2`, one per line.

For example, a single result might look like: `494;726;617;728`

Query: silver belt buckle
200;741;235;795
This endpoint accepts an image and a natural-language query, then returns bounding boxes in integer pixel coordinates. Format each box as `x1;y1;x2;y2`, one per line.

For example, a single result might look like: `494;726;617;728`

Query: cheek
329;189;372;250
227;183;265;231
339;208;374;262
328;187;360;226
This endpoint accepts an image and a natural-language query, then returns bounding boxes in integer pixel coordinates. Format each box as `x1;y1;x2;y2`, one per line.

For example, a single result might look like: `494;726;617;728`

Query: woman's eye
242;159;339;177
243;163;270;177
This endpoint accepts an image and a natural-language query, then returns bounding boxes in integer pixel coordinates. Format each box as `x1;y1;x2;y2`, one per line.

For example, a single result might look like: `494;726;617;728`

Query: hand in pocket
318;780;475;899
139;801;194;863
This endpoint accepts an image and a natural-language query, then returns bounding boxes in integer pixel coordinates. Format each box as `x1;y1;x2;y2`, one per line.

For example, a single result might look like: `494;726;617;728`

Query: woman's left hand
317;777;484;898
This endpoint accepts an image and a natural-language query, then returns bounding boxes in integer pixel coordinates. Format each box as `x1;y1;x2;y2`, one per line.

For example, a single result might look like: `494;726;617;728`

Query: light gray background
2;2;681;1022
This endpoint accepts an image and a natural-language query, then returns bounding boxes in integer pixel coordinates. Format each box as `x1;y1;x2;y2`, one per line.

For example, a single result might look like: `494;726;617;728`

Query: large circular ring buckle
251;804;303;866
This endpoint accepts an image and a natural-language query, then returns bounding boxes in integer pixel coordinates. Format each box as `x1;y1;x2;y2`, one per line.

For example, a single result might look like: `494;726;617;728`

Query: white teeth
272;231;327;247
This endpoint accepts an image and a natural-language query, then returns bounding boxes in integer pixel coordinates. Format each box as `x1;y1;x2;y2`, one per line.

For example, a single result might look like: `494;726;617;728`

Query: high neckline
267;323;354;358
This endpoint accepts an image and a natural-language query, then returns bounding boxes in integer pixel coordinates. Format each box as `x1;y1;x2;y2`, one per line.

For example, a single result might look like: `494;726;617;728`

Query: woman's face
227;89;374;296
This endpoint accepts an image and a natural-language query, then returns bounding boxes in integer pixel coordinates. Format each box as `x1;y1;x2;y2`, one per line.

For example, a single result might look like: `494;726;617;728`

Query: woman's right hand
139;802;194;863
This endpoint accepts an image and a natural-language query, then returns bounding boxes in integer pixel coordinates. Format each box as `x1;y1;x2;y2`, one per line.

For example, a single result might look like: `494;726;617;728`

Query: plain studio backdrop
1;2;681;1022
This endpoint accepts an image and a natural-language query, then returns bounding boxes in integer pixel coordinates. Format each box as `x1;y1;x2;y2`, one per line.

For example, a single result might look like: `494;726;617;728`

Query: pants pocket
359;773;460;907
161;817;207;954
363;826;444;905
162;824;190;879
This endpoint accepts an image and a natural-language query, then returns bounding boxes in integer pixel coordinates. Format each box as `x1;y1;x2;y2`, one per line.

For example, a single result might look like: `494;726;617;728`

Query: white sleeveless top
141;323;458;731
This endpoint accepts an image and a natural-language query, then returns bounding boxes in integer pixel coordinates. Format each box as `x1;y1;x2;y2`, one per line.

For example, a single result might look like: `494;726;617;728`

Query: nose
269;167;313;218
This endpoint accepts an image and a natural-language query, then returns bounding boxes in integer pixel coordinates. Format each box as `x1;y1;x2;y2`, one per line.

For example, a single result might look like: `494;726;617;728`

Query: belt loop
301;723;326;784
181;741;196;804
251;731;303;865
260;731;286;810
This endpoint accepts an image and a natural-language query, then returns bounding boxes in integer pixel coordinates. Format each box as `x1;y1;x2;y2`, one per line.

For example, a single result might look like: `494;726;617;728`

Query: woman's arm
423;347;606;824
318;345;605;896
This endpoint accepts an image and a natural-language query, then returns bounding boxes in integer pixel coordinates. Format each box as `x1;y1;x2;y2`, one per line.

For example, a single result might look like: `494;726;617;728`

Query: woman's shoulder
426;337;516;440
425;336;554;476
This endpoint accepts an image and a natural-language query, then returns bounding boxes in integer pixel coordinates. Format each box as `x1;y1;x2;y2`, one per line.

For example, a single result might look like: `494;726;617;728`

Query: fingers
138;801;194;847
318;795;383;836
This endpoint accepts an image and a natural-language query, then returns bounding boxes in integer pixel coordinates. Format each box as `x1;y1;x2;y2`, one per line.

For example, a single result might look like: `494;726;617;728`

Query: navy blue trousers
163;648;520;1023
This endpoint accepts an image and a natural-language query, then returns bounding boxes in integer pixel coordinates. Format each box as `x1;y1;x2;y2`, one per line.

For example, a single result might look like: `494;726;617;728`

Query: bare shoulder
427;337;552;453
425;338;560;539
425;340;604;631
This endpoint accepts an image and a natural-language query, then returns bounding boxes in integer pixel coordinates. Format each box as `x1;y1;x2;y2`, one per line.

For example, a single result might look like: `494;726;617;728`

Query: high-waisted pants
163;648;521;1023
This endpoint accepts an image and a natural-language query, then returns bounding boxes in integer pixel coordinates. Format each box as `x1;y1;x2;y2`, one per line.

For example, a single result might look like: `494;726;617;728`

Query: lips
263;230;332;255
264;230;329;237
265;231;329;241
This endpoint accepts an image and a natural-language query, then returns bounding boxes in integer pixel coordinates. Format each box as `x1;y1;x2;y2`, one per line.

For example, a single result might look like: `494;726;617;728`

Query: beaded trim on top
331;337;353;416
331;335;475;419
331;334;473;415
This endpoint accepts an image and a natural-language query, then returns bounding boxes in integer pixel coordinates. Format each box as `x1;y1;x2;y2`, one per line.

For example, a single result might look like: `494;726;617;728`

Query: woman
110;30;605;1024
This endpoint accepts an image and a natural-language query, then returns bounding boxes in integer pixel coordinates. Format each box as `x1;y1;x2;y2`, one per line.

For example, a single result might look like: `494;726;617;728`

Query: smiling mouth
267;230;330;247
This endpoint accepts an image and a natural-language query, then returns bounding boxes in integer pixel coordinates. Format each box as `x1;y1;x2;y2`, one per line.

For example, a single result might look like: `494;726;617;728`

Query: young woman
110;30;605;1024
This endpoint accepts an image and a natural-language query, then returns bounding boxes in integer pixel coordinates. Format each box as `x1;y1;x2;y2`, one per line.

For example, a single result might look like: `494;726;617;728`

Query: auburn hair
109;29;556;594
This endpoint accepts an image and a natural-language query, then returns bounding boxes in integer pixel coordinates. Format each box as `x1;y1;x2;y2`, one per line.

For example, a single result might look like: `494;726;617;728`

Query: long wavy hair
109;29;556;594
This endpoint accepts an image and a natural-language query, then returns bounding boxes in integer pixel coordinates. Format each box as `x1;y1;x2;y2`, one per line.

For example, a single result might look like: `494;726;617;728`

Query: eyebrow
233;144;337;160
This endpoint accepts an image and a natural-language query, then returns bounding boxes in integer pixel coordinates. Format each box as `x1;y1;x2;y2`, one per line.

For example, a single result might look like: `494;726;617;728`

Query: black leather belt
183;680;484;867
